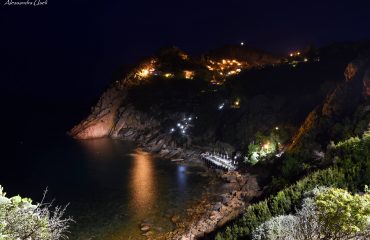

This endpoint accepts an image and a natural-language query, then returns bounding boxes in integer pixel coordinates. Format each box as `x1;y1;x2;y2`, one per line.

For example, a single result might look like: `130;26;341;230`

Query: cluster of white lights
170;116;194;135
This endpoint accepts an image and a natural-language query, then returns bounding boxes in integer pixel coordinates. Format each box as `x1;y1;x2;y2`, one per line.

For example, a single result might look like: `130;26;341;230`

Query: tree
252;187;370;240
0;185;72;240
315;188;370;239
252;215;297;240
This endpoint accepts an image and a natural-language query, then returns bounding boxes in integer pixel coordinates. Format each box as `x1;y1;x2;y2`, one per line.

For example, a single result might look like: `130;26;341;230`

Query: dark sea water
1;101;220;239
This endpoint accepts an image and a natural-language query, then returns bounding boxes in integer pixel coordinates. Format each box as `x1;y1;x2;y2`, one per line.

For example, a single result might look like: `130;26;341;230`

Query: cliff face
69;59;155;139
288;58;370;152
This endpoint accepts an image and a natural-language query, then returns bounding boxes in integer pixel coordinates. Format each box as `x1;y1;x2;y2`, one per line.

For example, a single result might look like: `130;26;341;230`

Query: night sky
1;0;370;103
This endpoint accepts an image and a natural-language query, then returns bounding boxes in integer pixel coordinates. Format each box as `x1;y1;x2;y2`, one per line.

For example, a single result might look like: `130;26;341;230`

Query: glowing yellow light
263;143;270;149
136;68;151;79
164;73;174;78
304;58;308;62
180;53;189;60
297;52;301;55
184;70;195;79
135;60;156;80
222;59;226;64
236;69;241;72
207;66;214;71
275;126;279;130
289;53;293;57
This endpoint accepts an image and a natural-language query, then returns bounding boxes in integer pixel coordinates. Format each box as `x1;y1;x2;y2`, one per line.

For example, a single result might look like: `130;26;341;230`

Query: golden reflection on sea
129;150;156;216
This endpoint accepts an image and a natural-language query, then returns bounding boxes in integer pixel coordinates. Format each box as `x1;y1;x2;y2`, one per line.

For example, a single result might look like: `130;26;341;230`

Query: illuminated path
201;152;237;171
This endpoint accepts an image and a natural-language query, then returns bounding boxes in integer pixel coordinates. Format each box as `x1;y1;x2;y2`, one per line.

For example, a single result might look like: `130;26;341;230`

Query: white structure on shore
201;152;237;171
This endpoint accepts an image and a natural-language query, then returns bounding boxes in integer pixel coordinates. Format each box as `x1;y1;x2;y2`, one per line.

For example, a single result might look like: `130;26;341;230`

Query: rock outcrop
162;171;262;240
69;59;156;139
288;58;370;152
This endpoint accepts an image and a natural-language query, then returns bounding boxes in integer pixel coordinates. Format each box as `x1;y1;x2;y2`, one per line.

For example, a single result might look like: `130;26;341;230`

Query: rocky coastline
134;165;262;240
133;146;262;240
166;170;261;240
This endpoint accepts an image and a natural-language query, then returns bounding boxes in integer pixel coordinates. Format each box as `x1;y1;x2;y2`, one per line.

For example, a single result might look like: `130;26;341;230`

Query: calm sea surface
1;104;221;239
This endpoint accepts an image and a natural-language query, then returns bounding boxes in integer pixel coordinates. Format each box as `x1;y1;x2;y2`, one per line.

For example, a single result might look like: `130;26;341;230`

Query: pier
201;152;237;171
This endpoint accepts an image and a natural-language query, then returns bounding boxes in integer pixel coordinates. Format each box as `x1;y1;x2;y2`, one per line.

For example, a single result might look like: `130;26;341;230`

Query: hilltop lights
135;60;156;80
164;73;174;78
136;68;152;79
289;51;302;57
184;70;195;79
206;58;247;85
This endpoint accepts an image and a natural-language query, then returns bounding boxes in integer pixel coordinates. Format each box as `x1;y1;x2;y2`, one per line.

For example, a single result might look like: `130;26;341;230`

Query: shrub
216;129;370;239
0;185;72;240
252;187;370;240
315;188;370;239
252;215;297;240
216;168;346;239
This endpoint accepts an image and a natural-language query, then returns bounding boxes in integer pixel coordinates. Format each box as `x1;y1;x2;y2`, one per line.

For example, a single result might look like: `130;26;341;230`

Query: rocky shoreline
166;170;261;240
134;145;262;240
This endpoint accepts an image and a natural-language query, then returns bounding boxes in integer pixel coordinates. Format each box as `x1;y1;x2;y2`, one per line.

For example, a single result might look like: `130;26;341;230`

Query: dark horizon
1;0;370;102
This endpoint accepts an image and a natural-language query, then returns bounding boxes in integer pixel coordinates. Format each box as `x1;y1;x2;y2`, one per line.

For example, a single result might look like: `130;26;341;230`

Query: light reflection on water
130;151;156;216
177;165;188;193
6;137;221;240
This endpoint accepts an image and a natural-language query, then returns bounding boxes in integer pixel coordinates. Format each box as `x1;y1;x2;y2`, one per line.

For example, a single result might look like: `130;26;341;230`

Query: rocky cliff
288;58;370;153
70;44;370;163
69;59;156;139
69;46;283;158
